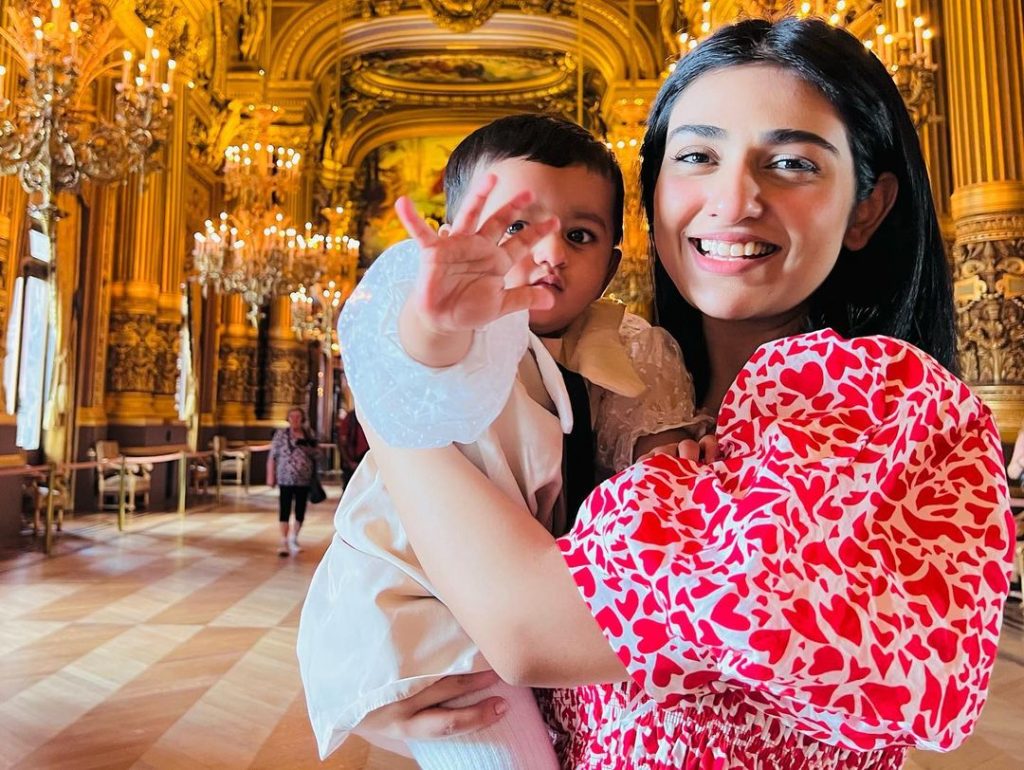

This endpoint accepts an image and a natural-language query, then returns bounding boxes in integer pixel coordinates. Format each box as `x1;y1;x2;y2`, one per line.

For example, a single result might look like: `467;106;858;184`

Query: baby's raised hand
394;173;558;335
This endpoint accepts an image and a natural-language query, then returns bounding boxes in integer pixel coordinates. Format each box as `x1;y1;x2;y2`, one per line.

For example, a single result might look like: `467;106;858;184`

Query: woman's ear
843;172;898;251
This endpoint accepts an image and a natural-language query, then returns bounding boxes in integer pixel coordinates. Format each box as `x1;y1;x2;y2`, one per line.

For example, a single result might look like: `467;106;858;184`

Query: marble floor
0;487;1021;769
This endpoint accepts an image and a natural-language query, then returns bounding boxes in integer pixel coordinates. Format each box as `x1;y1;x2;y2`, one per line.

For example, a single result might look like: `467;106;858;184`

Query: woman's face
653;64;861;324
288;410;303;429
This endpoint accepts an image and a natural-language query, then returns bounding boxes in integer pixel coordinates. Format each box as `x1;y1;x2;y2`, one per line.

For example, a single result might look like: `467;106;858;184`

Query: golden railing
0;440;341;556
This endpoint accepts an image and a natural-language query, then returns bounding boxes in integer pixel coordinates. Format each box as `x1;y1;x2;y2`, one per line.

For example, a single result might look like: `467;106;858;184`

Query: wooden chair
211;436;249;487
94;440;152;512
25;471;67;536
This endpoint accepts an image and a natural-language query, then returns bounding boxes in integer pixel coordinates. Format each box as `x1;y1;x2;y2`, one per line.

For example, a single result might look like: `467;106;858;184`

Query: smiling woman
361;16;1014;770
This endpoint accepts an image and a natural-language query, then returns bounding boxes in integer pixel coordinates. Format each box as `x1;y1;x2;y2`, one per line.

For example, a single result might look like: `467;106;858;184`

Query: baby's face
467;158;619;336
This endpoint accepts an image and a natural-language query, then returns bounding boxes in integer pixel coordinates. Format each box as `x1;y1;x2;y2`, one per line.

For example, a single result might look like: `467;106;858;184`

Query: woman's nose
708;163;764;222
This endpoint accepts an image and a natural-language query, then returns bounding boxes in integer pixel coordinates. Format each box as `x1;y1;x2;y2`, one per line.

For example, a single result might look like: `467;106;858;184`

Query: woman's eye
506;220;527;235
673;151;712;164
769;156;819;173
566;229;596;245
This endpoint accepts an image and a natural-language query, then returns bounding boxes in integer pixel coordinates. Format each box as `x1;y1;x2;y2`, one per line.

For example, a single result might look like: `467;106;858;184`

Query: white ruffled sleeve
339;239;529;448
594;313;710;473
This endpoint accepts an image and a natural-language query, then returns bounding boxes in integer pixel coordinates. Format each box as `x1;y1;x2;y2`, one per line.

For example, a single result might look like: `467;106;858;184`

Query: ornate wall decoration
266;347;308;410
419;1;503;31
106;311;162;395
154;322;182;397
954;236;1024;385
216;338;257;405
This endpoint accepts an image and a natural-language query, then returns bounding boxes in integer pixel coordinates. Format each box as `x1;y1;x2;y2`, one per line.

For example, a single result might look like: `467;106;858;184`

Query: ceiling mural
351;135;463;260
367;50;569;87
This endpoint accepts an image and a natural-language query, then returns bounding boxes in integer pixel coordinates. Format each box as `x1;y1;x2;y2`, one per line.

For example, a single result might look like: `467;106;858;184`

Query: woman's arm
266;435;277;486
367;427;625;688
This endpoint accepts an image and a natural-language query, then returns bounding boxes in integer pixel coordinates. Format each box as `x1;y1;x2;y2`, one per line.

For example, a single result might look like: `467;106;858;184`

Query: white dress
297;239;705;760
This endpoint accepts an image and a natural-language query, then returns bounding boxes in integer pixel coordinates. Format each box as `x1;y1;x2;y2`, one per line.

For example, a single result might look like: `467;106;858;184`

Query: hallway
0;489;1021;769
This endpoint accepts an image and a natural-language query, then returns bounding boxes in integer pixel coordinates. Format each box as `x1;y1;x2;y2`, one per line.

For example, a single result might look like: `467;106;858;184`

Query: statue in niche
239;0;266;62
659;0;686;57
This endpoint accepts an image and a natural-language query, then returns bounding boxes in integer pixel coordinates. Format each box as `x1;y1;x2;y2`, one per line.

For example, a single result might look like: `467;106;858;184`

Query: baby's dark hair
444;114;625;245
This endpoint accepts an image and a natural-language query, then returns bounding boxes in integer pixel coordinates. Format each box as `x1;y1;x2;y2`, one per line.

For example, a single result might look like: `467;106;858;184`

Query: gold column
265;296;307;422
105;177;164;422
603;85;660;320
154;82;192;421
943;0;1024;439
216;294;257;425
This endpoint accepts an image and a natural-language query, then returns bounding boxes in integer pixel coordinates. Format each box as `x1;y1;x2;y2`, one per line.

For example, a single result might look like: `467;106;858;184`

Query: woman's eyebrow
762;128;839;154
667;124;839;156
668;124;723;140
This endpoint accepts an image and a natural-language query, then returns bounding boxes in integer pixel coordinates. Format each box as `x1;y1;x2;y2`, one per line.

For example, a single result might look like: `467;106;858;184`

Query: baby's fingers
395;196;439;248
498;285;555;318
500;216;561;264
450;173;498;234
698;435;720;463
475;190;535;244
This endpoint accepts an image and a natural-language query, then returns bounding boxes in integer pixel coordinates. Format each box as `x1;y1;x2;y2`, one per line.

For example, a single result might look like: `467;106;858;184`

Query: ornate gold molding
216;335;257;423
106;310;162;396
419;1;503;32
264;347;308;420
953;236;1024;386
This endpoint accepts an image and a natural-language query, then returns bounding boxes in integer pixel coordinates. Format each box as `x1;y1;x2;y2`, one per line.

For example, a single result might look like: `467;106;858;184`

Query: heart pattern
547;330;1013;768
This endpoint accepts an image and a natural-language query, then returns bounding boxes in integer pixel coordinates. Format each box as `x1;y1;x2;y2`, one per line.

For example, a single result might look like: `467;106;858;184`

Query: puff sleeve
560;329;1014;753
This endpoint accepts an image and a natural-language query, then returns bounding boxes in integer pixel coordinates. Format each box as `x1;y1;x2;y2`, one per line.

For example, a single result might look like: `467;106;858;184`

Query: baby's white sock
406;679;559;770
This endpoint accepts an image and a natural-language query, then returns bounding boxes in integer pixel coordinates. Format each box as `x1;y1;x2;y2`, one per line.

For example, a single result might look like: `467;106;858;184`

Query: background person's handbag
308;473;327;504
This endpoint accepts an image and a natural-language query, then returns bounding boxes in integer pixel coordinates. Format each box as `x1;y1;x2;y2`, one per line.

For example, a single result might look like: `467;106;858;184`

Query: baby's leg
406;679;559;770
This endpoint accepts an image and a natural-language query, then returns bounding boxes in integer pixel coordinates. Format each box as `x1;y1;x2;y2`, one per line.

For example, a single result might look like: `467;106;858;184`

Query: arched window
3;222;55;450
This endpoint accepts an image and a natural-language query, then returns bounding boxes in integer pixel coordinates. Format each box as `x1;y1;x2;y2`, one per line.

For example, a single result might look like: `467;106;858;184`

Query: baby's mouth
691;238;780;259
532;274;564;292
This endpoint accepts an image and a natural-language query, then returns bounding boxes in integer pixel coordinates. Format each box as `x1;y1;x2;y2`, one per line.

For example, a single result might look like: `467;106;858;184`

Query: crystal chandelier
0;0;174;215
192;208;329;324
222;105;302;207
191;105;327;322
860;0;937;128
290;233;359;343
667;1;936;128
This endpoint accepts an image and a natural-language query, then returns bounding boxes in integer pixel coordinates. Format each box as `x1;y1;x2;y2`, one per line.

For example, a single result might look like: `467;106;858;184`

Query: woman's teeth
697;239;776;258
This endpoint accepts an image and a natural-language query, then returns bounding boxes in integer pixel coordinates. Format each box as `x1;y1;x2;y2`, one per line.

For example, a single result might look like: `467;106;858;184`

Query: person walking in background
337;407;369;486
268;406;319;556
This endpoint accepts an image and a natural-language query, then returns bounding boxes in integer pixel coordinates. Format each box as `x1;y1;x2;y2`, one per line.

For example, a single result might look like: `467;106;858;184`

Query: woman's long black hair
641;17;957;404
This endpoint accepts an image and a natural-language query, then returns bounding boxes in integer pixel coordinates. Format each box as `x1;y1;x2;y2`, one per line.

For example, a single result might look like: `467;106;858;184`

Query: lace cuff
339;239;529;448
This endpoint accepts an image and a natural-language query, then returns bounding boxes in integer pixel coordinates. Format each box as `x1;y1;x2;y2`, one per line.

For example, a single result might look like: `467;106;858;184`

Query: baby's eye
768;156;819;173
506;220;527;235
566;228;596;244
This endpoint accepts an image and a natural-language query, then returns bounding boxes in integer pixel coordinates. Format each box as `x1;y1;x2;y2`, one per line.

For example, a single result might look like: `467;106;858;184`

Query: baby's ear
438;223;452;236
